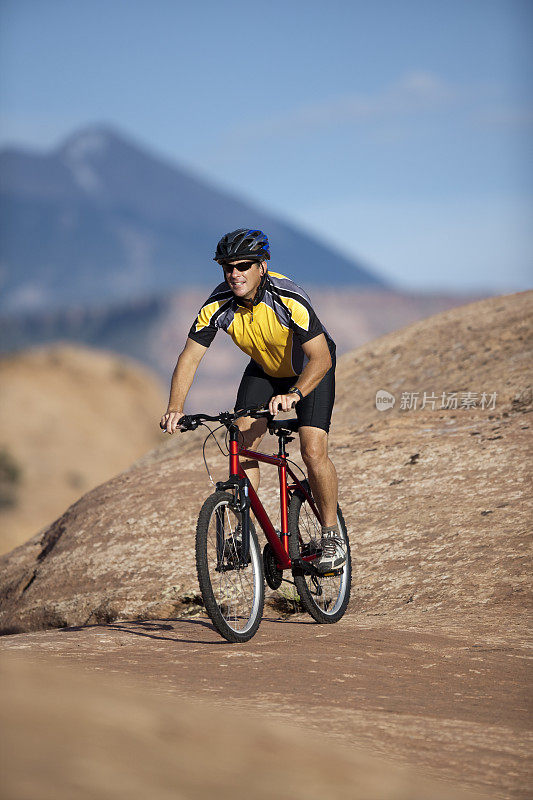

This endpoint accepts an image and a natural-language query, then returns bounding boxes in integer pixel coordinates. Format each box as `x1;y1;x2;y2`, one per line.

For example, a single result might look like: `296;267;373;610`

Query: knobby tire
288;480;351;624
195;491;265;643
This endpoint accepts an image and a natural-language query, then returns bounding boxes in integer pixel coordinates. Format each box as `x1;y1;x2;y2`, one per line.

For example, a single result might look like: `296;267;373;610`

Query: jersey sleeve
187;288;226;347
285;294;325;344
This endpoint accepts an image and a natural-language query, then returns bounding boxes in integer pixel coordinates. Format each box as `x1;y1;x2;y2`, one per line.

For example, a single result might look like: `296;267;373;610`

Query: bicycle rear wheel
196;491;265;643
288;480;351;624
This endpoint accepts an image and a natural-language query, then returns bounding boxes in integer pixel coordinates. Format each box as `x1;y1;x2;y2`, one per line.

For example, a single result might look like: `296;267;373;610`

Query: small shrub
0;446;22;509
268;585;304;616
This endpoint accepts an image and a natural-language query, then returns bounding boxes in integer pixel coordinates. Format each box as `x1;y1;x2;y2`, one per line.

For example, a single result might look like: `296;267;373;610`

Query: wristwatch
289;386;304;402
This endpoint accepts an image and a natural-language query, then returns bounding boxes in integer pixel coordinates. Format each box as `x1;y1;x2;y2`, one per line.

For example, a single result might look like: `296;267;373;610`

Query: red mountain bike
175;405;351;643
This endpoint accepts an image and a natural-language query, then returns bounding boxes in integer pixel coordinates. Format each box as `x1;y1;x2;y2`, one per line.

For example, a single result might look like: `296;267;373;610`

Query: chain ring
263;542;283;590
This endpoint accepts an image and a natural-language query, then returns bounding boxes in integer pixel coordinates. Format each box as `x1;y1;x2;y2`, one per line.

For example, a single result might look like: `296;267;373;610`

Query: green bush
0;447;22;509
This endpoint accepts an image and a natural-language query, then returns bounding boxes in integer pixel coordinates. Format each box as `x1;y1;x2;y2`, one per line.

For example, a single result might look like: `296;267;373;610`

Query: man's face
222;259;266;301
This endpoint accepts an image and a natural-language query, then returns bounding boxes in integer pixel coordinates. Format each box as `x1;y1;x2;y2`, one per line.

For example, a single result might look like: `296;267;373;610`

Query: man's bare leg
298;426;338;526
235;415;268;493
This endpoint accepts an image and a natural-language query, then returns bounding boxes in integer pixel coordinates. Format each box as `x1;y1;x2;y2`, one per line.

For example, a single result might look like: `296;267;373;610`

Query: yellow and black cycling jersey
188;271;335;378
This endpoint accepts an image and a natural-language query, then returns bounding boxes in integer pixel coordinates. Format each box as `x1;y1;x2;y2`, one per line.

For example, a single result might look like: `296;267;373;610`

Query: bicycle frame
228;430;322;571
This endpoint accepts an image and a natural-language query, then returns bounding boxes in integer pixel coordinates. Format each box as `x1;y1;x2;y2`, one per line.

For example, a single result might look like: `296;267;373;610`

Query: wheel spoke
288;483;351;622
202;498;262;634
298;503;346;614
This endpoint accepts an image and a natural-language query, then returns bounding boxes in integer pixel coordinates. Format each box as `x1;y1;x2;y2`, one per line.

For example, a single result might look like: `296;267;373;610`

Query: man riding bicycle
161;228;345;573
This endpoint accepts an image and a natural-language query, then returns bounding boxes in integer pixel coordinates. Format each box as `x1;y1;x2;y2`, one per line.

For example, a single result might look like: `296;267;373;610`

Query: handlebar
160;404;272;433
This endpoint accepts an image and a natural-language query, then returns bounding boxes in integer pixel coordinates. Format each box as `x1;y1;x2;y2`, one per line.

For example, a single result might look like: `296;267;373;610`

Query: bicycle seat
268;418;299;435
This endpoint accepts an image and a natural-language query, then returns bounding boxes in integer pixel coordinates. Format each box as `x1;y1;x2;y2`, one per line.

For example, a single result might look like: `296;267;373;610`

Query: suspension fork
214;424;250;566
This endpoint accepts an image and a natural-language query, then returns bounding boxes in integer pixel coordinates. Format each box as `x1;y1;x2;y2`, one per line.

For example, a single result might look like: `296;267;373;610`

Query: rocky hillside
332;289;531;615
0;344;166;554
0;291;530;634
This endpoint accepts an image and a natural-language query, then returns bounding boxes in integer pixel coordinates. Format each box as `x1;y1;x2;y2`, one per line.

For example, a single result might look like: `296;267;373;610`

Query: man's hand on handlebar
268;393;300;416
160;410;186;434
159;404;277;435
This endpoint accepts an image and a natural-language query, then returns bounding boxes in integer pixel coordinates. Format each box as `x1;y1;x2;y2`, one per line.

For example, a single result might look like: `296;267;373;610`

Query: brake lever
247;405;272;420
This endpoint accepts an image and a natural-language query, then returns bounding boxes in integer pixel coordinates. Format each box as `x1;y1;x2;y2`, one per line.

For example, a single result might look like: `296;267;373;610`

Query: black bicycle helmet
214;228;270;263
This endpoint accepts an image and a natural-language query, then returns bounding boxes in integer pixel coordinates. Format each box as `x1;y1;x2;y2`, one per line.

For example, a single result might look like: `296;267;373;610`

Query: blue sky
1;0;531;291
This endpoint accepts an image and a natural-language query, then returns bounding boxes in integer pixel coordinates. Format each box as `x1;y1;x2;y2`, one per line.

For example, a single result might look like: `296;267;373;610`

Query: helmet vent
214;228;271;262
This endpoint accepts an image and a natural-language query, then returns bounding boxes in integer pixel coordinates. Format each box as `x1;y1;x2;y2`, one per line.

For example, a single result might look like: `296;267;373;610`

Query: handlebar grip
160;414;190;432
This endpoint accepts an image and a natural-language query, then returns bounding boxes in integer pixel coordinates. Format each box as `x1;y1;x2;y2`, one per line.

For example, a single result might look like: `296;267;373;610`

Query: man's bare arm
161;337;208;433
295;334;332;396
268;334;332;415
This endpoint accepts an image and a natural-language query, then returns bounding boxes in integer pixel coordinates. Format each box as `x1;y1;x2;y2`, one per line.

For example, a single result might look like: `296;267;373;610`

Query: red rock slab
2;612;529;799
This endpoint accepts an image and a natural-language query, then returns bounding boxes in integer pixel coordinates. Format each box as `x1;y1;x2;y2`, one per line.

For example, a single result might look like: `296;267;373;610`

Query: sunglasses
221;260;258;273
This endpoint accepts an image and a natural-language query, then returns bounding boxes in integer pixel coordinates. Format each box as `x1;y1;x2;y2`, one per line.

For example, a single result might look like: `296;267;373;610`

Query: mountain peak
57;125;123;194
57;124;123;155
1;124;386;312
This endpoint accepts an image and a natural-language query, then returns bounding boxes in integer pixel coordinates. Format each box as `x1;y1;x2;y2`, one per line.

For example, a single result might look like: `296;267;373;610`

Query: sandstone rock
0;292;530;635
0;654;485;800
0;344;166;554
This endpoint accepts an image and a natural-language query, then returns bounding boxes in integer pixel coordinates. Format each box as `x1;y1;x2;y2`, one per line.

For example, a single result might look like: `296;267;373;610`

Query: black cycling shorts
235;347;336;433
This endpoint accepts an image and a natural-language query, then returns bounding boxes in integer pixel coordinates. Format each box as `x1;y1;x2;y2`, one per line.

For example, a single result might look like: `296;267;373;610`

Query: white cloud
222;71;458;145
216;72;531;154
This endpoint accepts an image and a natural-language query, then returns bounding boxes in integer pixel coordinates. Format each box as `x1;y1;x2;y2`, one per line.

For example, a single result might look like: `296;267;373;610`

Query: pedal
291;557;319;577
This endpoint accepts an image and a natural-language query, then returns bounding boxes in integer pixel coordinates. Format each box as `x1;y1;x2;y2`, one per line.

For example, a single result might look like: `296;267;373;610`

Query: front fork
215;429;250;567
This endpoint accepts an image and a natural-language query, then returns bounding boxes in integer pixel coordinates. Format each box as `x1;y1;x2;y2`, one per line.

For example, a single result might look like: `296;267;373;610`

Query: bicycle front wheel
196;491;265;643
288;480;351;624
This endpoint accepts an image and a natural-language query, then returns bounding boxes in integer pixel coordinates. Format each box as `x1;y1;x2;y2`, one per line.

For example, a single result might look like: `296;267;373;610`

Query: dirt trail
1;648;485;800
2;610;530;799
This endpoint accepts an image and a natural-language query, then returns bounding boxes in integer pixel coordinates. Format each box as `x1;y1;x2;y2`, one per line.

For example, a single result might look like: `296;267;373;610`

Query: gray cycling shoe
317;531;346;573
